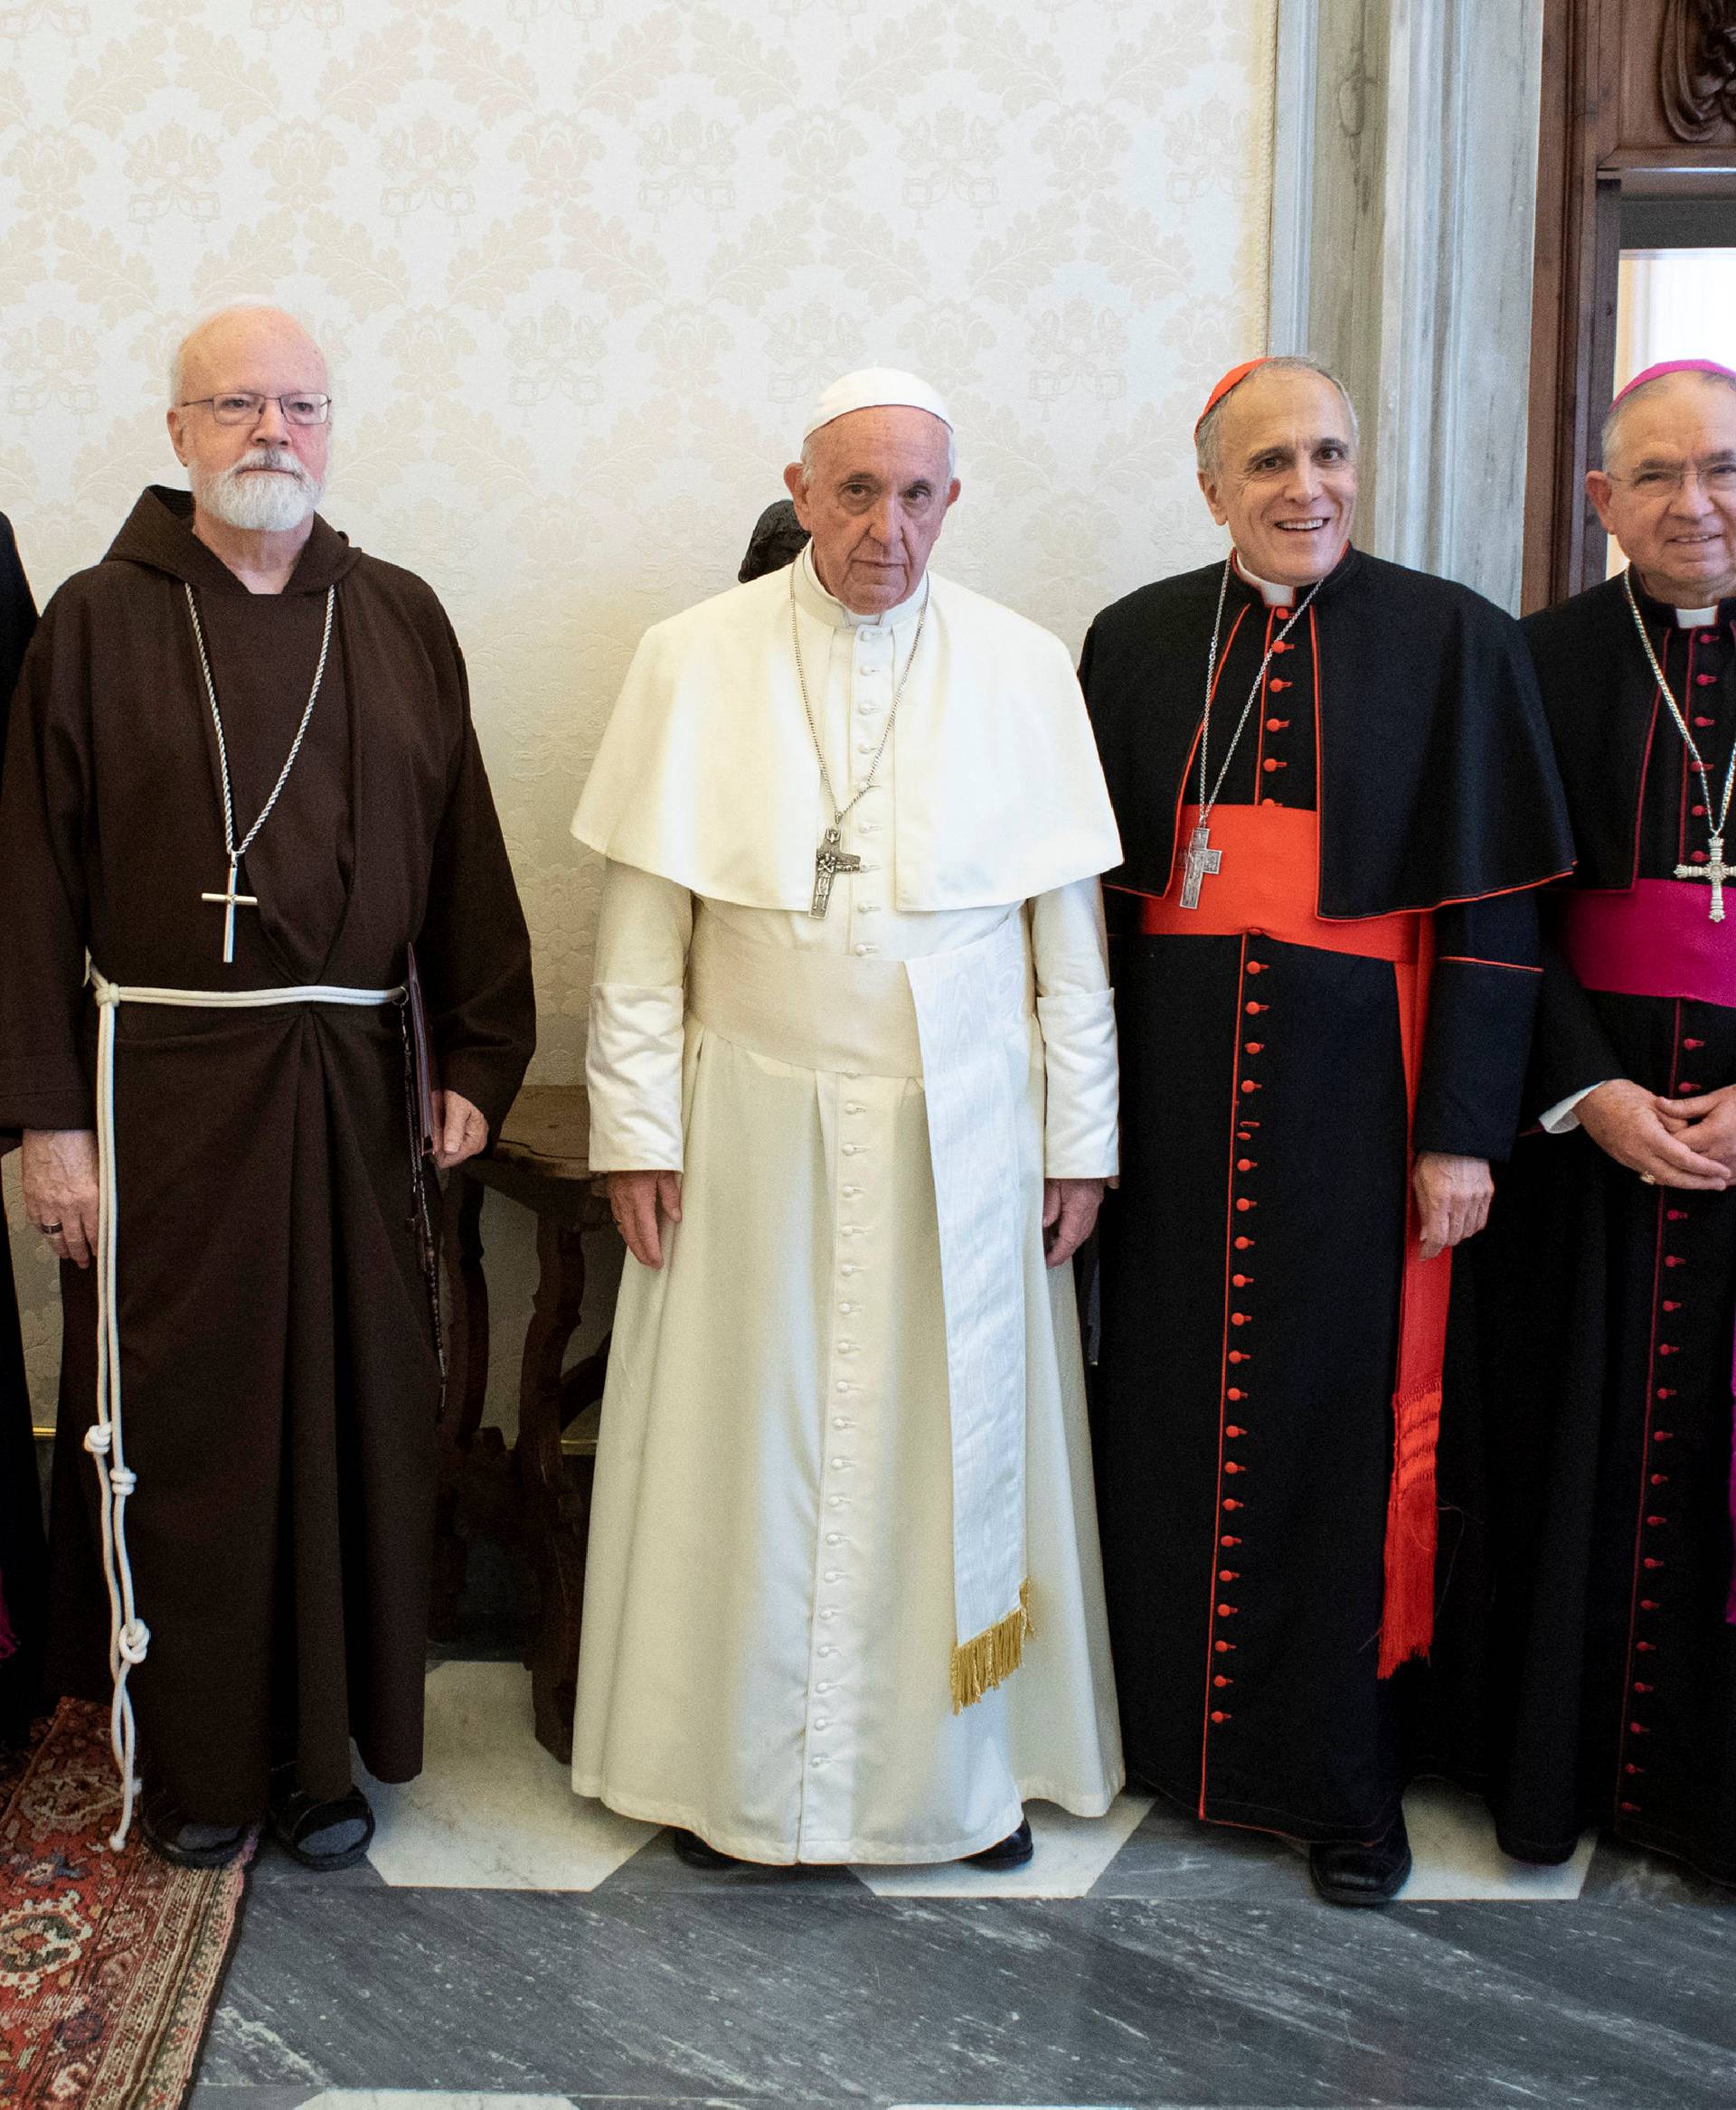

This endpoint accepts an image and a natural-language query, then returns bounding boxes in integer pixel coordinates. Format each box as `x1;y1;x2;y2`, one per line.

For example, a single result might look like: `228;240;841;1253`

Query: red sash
1128;803;1447;1677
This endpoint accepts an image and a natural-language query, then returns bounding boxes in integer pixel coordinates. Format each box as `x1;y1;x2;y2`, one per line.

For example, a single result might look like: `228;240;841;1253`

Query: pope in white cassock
569;370;1126;1866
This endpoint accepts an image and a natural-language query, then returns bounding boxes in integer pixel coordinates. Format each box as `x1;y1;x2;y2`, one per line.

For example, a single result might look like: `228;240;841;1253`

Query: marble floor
188;1653;1736;2110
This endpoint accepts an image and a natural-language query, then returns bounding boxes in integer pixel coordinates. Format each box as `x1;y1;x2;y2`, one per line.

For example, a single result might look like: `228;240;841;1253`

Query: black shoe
268;1764;374;1871
961;1816;1033;1869
669;1827;744;1870
139;1790;250;1870
1308;1812;1411;1906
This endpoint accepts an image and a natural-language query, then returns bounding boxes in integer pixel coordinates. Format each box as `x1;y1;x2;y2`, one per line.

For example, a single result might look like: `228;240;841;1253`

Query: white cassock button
859;819;880;834
824;1569;842;1582
856;740;874;755
810;1756;829;1768
827;1495;844;1509
858;903;880;915
842;1185;862;1199
819;1644;837;1657
816;1681;835;1694
854;944;877;956
826;1532;842;1545
835;1380;850;1393
845;1102;864;1115
832;1416;850;1427
837;1302;854;1314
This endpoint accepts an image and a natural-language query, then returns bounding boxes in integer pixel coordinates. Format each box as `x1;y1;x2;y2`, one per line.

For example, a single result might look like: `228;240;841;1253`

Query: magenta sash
1560;879;1736;1621
1561;880;1736;1008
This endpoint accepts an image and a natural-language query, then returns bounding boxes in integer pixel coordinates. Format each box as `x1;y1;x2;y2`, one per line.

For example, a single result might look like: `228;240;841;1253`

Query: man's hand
1659;1081;1736;1179
21;1128;99;1269
1043;1176;1106;1268
1413;1151;1495;1261
1577;1078;1731;1190
431;1088;489;1171
609;1169;684;1269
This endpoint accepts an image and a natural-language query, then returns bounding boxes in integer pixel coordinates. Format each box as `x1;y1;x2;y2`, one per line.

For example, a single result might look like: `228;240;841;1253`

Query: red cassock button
1219;1569;1239;1583
1269;677;1289;692
1222;1497;1242;1511
1265;716;1286;731
1244;1041;1264;1055
1226;1425;1245;1438
1262;758;1283;773
1637;1640;1656;1653
1216;1605;1237;1617
1213;1674;1231;1688
1234;1236;1252;1249
1227;1387;1243;1400
1237;1197;1255;1211
1221;1535;1241;1547
1228;1350;1246;1363
1214;1638;1233;1652
1211;1710;1231;1723
1223;1460;1243;1474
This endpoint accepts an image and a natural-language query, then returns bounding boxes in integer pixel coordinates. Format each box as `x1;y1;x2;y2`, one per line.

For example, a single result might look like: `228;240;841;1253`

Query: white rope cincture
86;966;402;1850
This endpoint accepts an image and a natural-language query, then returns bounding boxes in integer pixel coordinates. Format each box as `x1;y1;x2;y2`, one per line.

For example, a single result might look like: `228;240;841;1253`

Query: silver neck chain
1196;558;1322;819
1622;566;1736;843
789;561;929;830
185;581;335;868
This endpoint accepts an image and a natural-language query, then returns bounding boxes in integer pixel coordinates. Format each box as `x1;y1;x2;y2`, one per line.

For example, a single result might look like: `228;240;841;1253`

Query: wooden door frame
1524;0;1736;611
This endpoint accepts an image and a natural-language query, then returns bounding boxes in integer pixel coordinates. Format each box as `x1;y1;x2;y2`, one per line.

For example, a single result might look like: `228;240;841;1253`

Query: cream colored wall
3;0;1276;1426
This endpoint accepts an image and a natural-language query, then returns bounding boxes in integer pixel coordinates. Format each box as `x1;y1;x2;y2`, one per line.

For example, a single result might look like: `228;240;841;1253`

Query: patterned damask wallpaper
1;0;1276;1417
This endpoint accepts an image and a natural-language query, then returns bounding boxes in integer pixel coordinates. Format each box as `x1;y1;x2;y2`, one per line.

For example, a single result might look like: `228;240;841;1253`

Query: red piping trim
1435;956;1543;974
1198;932;1250;1821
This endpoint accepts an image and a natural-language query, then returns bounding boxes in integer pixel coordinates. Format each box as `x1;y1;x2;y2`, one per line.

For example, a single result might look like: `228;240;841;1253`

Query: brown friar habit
1441;577;1736;1886
0;486;535;1823
1082;548;1572;1847
0;508;43;1738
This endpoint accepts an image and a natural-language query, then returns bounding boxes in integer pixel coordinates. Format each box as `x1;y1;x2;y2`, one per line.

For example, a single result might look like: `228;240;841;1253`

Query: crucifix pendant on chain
1178;822;1222;910
1676;834;1734;923
202;858;259;963
809;825;862;919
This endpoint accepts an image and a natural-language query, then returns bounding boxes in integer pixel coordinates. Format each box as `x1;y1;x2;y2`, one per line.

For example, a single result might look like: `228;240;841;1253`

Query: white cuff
1038;986;1119;1178
586;981;686;1171
1539;1081;1611;1135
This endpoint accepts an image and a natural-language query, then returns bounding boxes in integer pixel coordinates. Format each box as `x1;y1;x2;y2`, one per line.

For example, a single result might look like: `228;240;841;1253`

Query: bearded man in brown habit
0;305;535;1868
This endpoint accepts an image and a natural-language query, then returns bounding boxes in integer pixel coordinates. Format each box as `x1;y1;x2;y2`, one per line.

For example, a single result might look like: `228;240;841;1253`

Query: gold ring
1640;1173;1657;1185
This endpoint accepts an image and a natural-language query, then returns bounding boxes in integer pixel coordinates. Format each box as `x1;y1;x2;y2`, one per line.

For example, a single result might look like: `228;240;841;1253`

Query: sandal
139;1790;250;1870
268;1769;375;1871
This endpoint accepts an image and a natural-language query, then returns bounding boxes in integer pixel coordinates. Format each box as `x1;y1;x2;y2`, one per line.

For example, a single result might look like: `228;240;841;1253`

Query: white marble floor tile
361;1661;656;1890
1399;1777;1595;1900
304;2098;578;2110
854;1793;1155;1899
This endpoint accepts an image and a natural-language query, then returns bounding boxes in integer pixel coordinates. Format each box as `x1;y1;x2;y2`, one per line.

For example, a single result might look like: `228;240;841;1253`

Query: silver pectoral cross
202;859;259;963
1675;834;1734;922
1178;822;1222;910
809;825;862;919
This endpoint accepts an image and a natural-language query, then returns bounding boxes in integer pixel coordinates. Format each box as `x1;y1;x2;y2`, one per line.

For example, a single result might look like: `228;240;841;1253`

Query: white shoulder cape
571;568;1121;912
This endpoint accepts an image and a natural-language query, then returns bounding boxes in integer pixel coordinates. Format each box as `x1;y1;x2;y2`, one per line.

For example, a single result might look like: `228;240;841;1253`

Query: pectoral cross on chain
202;858;259;963
1675;835;1734;923
810;825;862;919
1178;822;1222;911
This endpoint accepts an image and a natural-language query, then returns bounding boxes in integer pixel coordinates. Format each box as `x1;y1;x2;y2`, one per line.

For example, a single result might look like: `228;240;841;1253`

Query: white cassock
569;546;1125;1862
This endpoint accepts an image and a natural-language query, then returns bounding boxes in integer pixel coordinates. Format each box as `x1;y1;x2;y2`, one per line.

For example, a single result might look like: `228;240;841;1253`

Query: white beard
193;447;324;533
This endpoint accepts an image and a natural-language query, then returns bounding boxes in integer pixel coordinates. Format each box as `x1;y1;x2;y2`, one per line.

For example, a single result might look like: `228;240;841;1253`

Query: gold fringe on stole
949;1581;1032;1712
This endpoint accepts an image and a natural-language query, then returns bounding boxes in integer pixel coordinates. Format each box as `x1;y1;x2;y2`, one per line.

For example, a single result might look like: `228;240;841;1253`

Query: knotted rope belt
86;967;406;1848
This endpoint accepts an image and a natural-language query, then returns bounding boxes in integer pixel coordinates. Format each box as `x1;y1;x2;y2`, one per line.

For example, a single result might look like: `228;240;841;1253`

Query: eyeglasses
1607;458;1736;499
177;391;333;427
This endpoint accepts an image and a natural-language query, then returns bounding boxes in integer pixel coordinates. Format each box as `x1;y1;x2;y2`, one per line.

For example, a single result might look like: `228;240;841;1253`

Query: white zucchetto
801;366;953;443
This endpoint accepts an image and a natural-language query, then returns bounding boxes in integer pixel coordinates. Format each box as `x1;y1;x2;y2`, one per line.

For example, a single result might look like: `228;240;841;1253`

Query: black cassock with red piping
1080;546;1569;1844
1446;574;1736;1885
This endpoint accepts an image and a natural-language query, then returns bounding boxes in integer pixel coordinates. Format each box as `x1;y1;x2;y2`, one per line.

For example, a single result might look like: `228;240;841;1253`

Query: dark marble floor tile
1580;1832;1736;1904
201;1888;1736;2108
246;1835;391;1889
184;2087;317;2110
597;1827;870;1894
1090;1796;1304;1901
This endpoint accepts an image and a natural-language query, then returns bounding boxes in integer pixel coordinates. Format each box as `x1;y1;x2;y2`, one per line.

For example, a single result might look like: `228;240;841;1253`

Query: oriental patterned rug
0;1699;256;2110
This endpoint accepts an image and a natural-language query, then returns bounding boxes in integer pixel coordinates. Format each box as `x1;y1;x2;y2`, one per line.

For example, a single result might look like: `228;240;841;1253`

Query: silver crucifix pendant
810;826;863;918
202;858;259;963
1675;834;1733;923
1178;822;1222;910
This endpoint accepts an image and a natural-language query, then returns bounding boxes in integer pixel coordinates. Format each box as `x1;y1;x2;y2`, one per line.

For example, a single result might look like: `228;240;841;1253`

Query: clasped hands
608;1170;1110;1271
1577;1077;1736;1191
21;1088;489;1269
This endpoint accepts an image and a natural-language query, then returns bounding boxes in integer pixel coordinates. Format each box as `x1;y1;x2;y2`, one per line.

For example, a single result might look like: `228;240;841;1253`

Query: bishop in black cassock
0;510;43;1742
0;308;534;1864
1082;358;1571;1904
1453;361;1736;1887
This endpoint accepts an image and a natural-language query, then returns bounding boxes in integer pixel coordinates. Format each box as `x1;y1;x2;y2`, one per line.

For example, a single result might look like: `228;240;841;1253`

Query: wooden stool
434;1085;610;1763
